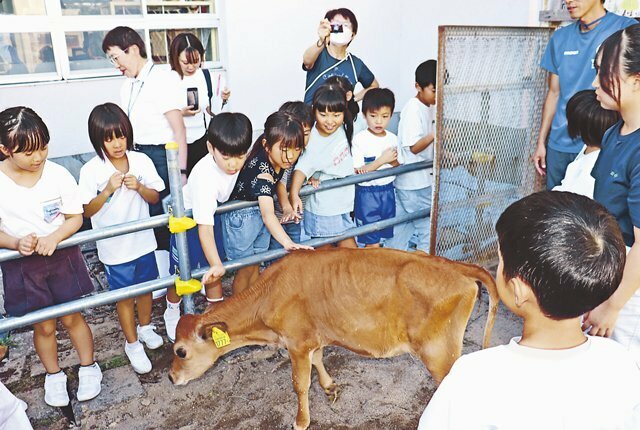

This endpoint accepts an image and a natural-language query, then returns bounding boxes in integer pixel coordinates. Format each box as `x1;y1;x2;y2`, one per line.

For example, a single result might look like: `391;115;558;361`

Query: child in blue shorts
352;88;399;247
0;107;101;407
223;111;313;293
165;113;253;342
79;103;165;374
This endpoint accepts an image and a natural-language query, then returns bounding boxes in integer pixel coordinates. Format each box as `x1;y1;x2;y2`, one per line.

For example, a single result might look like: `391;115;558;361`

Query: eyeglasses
108;47;129;65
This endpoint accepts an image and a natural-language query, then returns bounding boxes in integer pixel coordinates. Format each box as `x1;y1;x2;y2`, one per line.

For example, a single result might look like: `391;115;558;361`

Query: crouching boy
419;191;640;429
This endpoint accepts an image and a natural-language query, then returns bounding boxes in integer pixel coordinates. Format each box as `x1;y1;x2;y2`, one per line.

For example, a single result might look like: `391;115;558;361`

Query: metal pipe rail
0;209;428;333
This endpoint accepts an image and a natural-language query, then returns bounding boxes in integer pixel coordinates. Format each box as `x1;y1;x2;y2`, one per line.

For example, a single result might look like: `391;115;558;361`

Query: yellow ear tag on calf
211;328;231;348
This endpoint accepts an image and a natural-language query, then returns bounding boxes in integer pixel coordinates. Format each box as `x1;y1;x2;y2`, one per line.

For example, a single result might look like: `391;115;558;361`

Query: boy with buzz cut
418;191;640;430
164;112;252;342
352;88;399;247
386;60;436;253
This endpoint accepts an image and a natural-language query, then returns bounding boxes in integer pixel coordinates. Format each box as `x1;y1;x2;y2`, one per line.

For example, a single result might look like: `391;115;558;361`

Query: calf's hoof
323;383;340;404
293;421;309;430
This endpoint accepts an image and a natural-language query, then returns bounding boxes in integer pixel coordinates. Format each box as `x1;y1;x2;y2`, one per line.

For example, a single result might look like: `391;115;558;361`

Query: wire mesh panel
431;26;552;266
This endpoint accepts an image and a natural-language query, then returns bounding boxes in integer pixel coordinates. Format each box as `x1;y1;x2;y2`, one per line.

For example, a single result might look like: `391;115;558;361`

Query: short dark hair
88;103;134;161
362;88;395;114
169;33;205;78
0;106;49;161
595;25;640;105
324;8;358;34
102;26;147;58
322;76;359;118
416;59;437;89
566;90;619;148
312;85;353;147
496;191;626;320
279;101;314;128
247;111;304;164
207;112;252;157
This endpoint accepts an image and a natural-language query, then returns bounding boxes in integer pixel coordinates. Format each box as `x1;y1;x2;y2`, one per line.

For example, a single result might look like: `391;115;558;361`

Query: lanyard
580;11;607;32
127;64;154;117
304;52;357;95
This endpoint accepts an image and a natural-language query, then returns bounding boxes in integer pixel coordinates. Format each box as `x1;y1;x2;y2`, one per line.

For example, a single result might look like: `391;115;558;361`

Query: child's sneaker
137;324;163;349
76;362;102;402
163;307;181;343
44;371;69;407
125;341;152;374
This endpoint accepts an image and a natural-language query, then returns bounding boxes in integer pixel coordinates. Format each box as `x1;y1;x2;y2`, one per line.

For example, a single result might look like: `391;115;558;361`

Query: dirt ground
0;248;522;430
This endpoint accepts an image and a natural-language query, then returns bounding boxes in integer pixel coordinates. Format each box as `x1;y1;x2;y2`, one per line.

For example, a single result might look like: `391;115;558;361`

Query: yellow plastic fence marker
168;215;197;234
212;327;231;348
165;141;178;150
175;278;202;296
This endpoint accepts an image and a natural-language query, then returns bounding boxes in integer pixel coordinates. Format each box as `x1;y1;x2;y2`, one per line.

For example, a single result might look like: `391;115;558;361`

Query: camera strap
202;68;213;109
304;52;356;95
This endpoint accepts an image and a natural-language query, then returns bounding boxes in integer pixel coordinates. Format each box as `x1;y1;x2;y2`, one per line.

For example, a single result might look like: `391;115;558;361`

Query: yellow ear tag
211;328;230;348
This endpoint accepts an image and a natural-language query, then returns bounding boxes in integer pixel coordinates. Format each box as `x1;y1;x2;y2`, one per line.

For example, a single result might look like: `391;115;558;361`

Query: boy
533;0;635;189
553;89;619;198
386;60;436;253
419;191;640;429
352;88;399;247
164;112;252;342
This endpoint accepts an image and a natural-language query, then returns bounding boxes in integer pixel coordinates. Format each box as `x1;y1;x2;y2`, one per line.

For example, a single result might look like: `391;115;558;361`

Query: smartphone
187;87;199;110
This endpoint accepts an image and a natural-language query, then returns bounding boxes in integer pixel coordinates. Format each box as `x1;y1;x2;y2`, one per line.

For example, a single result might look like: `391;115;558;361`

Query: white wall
0;0;538;158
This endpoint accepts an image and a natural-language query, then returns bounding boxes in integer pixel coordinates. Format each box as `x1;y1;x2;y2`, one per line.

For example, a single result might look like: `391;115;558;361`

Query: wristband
316;37;325;48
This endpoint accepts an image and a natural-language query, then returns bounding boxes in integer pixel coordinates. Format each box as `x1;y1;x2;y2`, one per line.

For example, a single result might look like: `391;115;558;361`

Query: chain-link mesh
431;26;552;267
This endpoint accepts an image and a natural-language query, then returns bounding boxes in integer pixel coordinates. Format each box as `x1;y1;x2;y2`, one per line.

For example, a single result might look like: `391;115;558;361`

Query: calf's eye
176;347;187;359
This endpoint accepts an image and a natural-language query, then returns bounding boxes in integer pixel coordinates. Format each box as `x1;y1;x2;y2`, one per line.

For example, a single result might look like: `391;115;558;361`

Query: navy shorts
355;183;396;245
104;252;159;290
0;246;94;317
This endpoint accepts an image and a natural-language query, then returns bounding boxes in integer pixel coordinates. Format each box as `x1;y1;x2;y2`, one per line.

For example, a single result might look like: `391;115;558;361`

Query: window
0;0;221;84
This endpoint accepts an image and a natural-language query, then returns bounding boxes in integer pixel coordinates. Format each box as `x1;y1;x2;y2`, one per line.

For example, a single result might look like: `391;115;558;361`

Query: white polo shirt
0;161;82;238
394;97;435;191
183;155;239;226
78;151;165;265
119;60;183;146
352;129;397;186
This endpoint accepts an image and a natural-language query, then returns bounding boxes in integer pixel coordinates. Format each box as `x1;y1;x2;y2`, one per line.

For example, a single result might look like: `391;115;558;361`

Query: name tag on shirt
42;198;62;223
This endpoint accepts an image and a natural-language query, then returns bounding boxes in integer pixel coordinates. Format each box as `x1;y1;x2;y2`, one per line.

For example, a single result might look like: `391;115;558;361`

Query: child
290;85;358;248
0;107;101;406
164;112;252;342
222;111;313;293
323;75;366;135
270;101;314;251
79;103;165;374
169;32;231;176
386;59;436;253
419;191;640;429
352;88;399;247
552;89;619;198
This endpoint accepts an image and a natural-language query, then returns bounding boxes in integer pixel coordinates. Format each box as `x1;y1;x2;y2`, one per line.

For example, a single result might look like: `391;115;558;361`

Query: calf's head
168;314;228;385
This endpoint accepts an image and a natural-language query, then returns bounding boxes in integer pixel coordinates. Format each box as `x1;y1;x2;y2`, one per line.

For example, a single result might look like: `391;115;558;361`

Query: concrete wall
0;0;537;158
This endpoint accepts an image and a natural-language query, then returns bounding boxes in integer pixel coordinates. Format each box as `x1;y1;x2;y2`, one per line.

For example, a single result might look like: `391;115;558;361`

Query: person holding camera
302;7;378;105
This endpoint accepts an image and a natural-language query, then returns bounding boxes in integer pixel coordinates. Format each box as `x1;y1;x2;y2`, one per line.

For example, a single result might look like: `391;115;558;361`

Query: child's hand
381;147;398;164
290;195;304;223
284;241;314;252
123;174;141;191
355;167;366;174
307;177;321;189
181;106;201;116
221;88;231;101
318;18;331;42
35;234;59;256
280;206;298;223
202;264;226;285
17;233;38;256
581;299;621;337
105;172;124;194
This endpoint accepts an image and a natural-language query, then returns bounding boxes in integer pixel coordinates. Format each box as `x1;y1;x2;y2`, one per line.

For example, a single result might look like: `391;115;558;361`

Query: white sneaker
44;371;69;407
76;363;102;402
137;324;163;350
125;341;152;374
163;307;181;343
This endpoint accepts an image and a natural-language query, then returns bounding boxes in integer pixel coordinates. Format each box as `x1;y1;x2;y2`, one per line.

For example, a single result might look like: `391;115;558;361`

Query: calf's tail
458;263;499;349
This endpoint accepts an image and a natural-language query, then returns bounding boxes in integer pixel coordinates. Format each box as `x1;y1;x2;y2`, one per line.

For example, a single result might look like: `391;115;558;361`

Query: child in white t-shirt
79;103;165;374
553;89;619;198
164;112;253;342
419;191;640;429
0;107;101;407
386;60;436;253
352;88;399;247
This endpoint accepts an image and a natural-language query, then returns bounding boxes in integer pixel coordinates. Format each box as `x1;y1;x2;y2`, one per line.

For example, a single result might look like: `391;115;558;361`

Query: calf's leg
289;348;313;430
311;348;338;401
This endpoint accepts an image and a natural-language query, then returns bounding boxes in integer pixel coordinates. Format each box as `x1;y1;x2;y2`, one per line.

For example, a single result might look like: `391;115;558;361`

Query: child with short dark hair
0;106;101;407
164;112;253;342
323;75;365;134
352;88;398;247
79;103;165;374
419;191;640;429
386;59;436;253
553;89;619;198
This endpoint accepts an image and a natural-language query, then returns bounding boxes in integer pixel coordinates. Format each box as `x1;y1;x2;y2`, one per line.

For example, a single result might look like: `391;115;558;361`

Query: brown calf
169;248;498;430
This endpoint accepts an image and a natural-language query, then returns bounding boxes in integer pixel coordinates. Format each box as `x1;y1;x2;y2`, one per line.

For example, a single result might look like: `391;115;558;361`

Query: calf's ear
197;321;229;341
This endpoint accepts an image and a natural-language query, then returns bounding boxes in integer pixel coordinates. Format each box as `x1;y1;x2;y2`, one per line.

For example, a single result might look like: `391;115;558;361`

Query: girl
222;111;313;293
169;32;230;175
290;86;358;249
584;24;640;364
79;103;165;374
0;106;101;407
324;75;367;135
